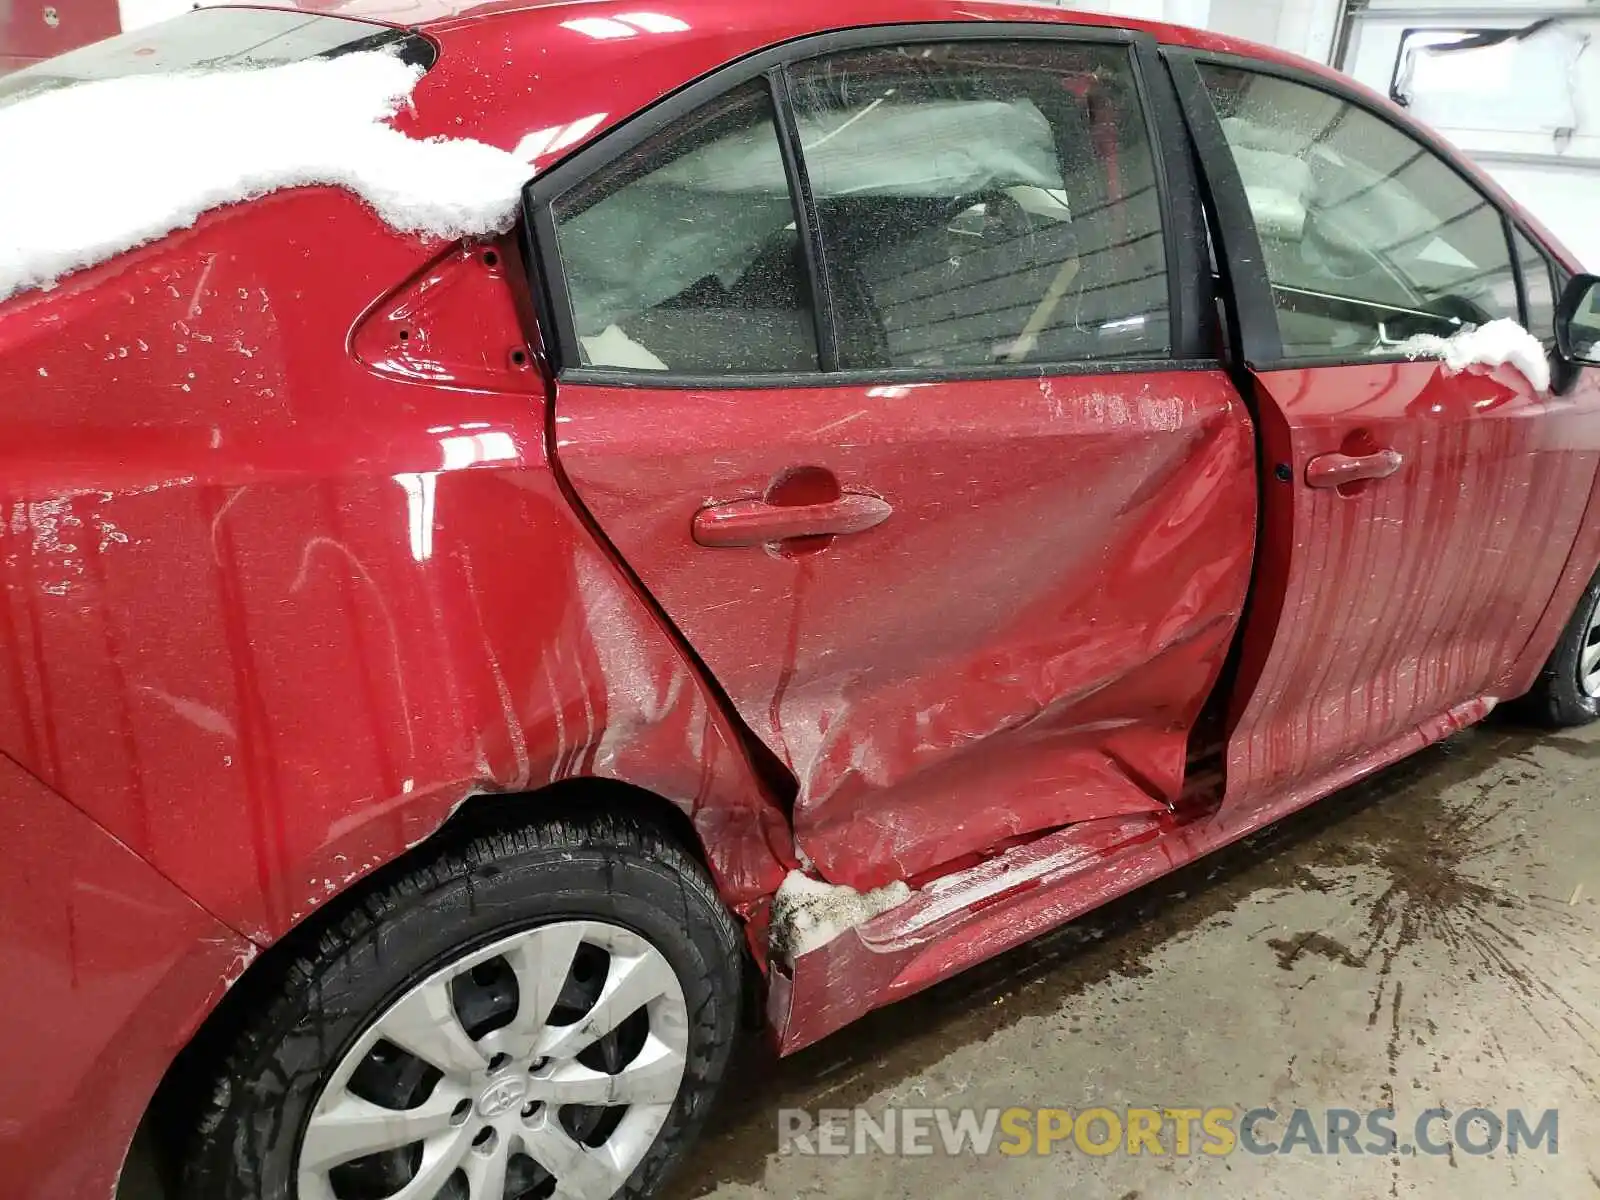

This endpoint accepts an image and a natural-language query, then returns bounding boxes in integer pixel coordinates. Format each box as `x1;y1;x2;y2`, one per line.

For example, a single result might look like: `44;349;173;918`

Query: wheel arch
123;773;750;1197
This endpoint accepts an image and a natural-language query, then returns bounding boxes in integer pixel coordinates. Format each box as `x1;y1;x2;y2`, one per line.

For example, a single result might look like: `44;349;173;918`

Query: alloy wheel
296;921;689;1200
1582;597;1600;698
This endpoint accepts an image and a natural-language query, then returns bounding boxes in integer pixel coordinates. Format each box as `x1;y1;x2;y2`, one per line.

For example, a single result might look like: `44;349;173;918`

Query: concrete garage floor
667;718;1600;1200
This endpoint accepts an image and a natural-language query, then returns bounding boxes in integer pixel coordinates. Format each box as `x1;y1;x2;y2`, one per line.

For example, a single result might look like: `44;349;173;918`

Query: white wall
1060;0;1342;61
118;0;194;31
1206;0;1343;61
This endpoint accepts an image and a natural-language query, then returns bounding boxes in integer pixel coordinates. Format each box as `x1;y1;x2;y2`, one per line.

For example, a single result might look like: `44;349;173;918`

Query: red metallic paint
691;491;896;549
1502;378;1600;700
4;1;1600;1194
0;754;256;1199
0;182;791;950
351;240;544;391
0;0;118;73
772;695;1499;1053
555;371;1257;890
1225;361;1600;803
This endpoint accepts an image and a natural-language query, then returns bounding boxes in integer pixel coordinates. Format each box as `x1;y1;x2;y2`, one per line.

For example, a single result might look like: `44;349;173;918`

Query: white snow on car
0;51;529;304
1400;317;1552;392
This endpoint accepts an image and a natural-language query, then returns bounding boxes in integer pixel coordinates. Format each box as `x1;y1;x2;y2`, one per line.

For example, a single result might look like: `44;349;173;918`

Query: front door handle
693;492;892;548
1305;449;1404;489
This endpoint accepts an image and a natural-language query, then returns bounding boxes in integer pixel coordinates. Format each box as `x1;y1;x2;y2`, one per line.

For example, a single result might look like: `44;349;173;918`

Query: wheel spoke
462;1137;511;1200
378;977;490;1077
299;1089;466;1171
389;1128;474;1200
480;923;588;1061
296;923;689;1200
522;1125;627;1200
1582;637;1600;677
536;949;678;1062
540;1035;685;1107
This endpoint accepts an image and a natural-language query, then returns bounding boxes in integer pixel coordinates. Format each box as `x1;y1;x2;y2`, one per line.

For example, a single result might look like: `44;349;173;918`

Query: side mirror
1556;273;1600;366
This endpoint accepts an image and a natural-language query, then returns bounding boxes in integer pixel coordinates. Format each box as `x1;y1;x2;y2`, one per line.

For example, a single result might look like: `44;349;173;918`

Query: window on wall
1198;64;1520;360
788;41;1171;369
1390;23;1588;138
551;80;819;374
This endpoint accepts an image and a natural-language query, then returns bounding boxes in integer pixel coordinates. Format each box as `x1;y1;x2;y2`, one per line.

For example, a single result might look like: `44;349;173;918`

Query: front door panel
1228;360;1591;799
1180;59;1600;804
557;371;1255;888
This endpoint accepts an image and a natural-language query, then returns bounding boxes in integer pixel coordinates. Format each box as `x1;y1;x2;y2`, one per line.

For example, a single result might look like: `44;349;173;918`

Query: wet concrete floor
667;718;1600;1199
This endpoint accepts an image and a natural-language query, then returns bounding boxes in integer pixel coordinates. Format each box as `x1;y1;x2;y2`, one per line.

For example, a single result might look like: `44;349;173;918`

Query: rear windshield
0;9;435;108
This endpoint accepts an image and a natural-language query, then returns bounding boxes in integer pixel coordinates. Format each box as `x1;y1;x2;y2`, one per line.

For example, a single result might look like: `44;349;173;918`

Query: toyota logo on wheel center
477;1076;529;1119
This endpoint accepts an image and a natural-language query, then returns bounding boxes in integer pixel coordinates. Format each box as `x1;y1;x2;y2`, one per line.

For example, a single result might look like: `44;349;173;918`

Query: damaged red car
5;1;1600;1198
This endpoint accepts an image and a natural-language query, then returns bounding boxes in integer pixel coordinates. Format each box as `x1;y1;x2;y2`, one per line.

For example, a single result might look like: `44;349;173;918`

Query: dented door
538;33;1258;890
557;373;1255;889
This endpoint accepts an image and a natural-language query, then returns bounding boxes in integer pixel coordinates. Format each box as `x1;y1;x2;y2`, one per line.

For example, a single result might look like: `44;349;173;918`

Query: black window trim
521;21;1219;391
767;65;838;372
1508;211;1532;338
1160;49;1279;368
1133;36;1215;364
1166;44;1561;375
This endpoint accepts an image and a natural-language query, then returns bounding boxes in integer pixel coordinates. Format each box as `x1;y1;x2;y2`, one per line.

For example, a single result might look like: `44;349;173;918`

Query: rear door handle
1305;449;1404;489
693;492;892;548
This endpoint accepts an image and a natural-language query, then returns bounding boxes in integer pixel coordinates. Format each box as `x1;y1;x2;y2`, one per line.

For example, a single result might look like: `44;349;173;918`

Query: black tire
179;812;743;1200
1517;565;1600;728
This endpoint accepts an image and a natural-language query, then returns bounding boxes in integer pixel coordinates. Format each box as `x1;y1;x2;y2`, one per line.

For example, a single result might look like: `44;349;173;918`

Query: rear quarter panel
0;0;119;74
0;186;789;942
0;755;252;1200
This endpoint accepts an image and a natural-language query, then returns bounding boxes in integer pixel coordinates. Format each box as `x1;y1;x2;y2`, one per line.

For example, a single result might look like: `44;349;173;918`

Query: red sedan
3;2;1600;1198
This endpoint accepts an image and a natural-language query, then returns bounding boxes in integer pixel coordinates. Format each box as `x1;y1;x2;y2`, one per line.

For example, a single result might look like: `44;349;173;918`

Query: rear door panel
557;371;1255;888
543;28;1257;890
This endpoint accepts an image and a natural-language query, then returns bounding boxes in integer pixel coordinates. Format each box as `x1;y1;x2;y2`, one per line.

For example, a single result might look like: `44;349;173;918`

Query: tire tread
178;808;741;1200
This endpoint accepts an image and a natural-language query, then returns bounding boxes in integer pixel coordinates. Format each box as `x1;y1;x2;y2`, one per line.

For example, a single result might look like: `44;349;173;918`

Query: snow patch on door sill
1398;318;1551;392
771;870;912;960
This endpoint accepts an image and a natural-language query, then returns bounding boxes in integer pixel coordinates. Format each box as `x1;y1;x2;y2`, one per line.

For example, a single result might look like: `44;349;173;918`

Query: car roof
236;0;1327;76
289;0;1240;42
254;0;1353;176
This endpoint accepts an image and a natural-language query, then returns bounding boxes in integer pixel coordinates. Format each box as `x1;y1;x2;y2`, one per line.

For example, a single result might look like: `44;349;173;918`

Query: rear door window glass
551;80;818;374
788;41;1170;369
